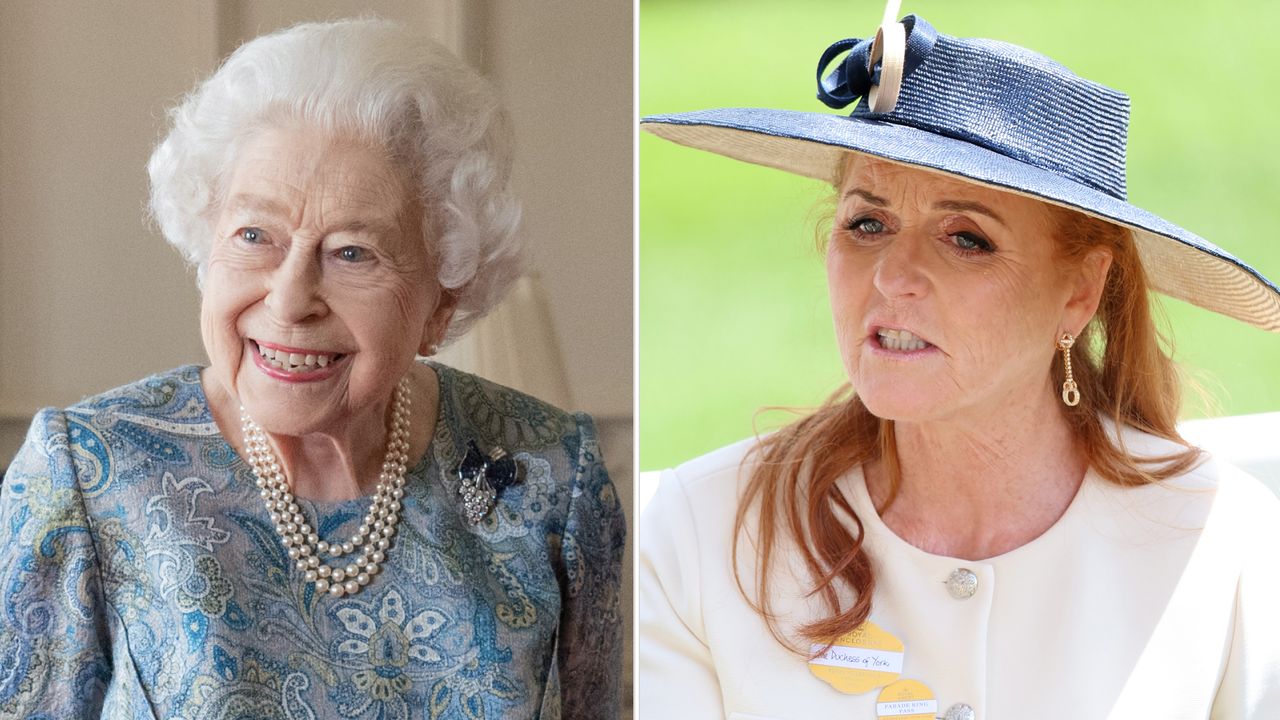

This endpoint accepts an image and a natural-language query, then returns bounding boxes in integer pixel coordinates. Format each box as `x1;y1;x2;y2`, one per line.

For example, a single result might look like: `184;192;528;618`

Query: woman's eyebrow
223;195;399;237
842;188;889;205
934;199;1008;227
331;218;399;239
841;189;1008;228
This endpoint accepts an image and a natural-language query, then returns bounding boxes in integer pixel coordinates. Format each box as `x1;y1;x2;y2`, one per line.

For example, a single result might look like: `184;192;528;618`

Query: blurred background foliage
639;0;1280;469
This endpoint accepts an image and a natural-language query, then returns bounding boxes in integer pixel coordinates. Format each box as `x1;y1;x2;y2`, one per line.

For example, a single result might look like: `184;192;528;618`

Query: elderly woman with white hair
0;19;623;719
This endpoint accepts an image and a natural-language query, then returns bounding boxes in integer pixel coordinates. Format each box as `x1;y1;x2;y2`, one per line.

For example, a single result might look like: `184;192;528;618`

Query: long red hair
732;199;1203;651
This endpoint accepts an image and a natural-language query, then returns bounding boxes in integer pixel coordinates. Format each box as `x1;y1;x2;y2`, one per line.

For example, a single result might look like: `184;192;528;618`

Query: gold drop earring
1057;332;1080;406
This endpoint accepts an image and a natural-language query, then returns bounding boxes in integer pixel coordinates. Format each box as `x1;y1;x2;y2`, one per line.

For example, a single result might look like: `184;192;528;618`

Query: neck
865;380;1087;560
205;364;439;503
269;405;391;502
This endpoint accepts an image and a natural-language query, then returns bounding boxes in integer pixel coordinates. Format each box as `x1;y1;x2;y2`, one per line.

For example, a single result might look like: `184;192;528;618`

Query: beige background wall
0;0;633;709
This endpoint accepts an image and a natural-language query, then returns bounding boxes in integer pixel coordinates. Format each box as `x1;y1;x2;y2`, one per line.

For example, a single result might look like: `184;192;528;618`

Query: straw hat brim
642;108;1280;333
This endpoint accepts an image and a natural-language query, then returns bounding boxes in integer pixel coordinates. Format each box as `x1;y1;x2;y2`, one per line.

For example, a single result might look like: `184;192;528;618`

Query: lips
251;340;346;374
868;325;937;353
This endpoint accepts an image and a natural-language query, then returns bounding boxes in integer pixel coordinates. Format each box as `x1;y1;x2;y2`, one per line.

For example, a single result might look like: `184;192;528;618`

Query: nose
872;233;930;299
264;244;328;324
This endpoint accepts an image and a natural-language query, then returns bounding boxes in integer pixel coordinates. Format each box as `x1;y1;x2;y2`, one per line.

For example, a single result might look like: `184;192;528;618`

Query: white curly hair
147;17;522;342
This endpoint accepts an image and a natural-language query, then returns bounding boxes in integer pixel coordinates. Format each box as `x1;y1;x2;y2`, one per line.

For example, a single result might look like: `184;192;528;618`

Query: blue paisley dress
0;363;625;719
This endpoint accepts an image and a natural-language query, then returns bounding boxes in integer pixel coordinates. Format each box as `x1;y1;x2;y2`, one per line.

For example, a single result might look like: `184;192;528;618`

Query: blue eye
952;232;994;253
848;217;886;234
239;228;264;244
337;246;367;262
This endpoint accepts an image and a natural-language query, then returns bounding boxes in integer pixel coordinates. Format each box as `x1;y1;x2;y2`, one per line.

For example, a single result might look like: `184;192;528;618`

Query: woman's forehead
222;128;417;231
839;154;1052;220
841;155;969;193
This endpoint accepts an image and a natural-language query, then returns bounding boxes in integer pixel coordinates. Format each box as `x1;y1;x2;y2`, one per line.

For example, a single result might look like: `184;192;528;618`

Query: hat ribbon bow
816;7;937;114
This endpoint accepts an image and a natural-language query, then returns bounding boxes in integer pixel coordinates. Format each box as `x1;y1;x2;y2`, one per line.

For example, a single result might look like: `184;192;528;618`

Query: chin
240;400;332;438
854;383;945;424
236;376;344;436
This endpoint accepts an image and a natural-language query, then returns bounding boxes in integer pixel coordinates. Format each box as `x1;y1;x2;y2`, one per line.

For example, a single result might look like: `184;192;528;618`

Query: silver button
945;568;978;599
943;703;975;720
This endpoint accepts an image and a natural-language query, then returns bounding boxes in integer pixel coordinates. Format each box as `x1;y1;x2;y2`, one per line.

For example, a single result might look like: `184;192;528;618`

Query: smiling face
201;126;453;437
828;155;1103;425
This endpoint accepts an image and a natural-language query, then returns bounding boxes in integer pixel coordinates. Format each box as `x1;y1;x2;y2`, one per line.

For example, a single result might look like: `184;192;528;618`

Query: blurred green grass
640;0;1280;469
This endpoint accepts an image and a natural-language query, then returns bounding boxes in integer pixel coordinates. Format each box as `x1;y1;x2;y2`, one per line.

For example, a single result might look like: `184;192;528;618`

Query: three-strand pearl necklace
239;376;411;598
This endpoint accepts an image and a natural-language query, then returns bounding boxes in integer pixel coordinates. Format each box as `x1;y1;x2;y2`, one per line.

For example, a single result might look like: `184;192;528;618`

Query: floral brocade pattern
0;363;625;719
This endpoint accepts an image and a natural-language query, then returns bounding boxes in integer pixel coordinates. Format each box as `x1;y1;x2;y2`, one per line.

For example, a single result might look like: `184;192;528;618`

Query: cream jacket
639;426;1280;719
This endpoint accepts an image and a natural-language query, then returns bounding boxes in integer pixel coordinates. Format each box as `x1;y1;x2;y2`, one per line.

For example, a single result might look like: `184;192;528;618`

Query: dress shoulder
1098;421;1280;537
66;365;207;419
430;361;593;463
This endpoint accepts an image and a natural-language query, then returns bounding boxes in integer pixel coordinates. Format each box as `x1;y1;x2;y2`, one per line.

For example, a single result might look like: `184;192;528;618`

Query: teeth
255;342;340;372
877;328;929;352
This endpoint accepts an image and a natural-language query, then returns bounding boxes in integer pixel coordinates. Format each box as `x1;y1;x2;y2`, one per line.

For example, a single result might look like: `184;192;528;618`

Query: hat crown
819;16;1131;200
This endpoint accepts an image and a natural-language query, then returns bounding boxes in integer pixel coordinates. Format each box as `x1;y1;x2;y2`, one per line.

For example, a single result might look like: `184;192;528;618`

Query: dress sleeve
1211;485;1280;719
638;469;725;719
0;408;112;717
557;414;627;720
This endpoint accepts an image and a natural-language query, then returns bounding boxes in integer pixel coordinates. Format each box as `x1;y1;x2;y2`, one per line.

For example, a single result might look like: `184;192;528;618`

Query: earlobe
418;291;459;356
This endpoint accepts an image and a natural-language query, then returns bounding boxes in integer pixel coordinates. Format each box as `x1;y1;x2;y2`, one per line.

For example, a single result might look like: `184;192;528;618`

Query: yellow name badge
876;679;938;719
807;620;904;695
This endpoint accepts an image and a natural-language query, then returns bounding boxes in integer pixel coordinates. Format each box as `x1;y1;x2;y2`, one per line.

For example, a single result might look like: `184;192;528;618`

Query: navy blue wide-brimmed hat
642;14;1280;332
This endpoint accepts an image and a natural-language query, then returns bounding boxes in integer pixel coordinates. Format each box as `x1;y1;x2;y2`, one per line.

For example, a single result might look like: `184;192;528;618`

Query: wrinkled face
828;155;1075;424
201;126;451;436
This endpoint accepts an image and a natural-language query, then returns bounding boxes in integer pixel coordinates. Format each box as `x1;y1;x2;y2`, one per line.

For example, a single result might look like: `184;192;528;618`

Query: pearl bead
341;542;354;555
328;546;343;558
287;547;300;559
294;559;308;570
328;583;345;597
315;579;329;593
316;541;329;553
344;580;359;594
307;556;320;568
318;565;331;578
345;564;359;577
371;550;385;564
356;573;370;586
376;538;389;550
304;570;318;582
331;569;345;583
